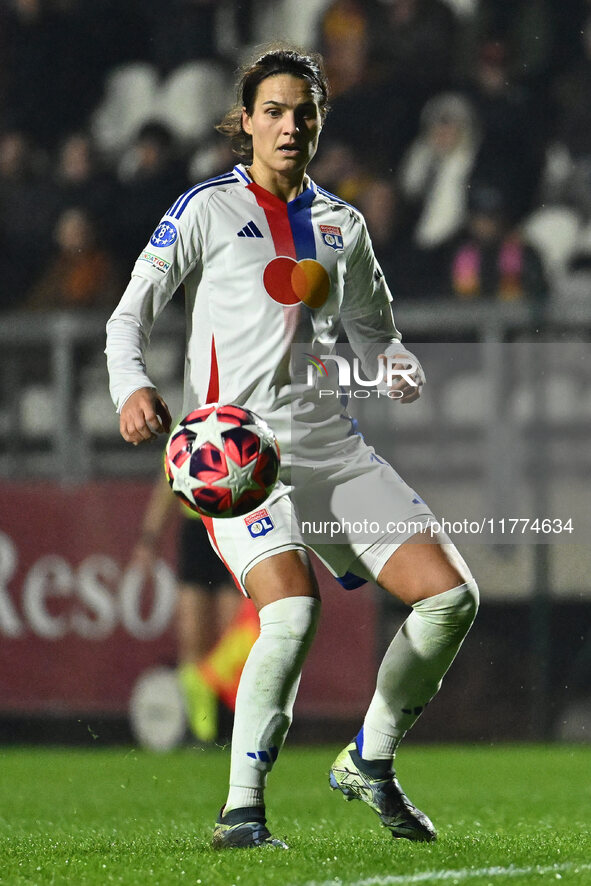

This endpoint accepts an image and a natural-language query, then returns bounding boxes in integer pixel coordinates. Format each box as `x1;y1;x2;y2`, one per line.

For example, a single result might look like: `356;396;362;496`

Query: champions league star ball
164;404;280;518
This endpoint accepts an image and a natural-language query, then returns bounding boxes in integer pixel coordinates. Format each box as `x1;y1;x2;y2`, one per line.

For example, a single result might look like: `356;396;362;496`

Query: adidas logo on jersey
237;220;263;238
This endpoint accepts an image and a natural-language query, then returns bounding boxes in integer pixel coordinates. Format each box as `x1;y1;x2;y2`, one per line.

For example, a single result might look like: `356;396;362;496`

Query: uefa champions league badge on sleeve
150;220;178;248
244;508;275;538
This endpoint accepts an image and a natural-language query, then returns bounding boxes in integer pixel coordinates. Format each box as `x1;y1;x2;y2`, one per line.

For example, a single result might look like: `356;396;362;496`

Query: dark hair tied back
216;44;329;163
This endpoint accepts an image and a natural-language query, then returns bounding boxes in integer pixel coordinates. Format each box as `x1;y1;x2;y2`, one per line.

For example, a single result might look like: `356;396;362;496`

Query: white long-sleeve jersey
105;164;408;461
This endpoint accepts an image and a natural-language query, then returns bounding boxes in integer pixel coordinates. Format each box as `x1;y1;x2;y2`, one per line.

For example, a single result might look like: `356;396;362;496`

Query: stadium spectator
318;0;374;98
113;122;189;269
546;13;591;219
50;132;118;227
187;133;236;184
355;177;420;297
310;139;373;204
450;185;549;302
0;129;56;309
375;0;460;98
372;0;461;169
25;206;121;311
106;46;479;850
398;92;480;294
462;40;546;222
317;0;406;172
462;0;554;91
317;0;461;174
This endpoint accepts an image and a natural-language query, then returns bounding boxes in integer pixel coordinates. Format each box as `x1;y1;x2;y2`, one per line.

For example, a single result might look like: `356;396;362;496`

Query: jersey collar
234;164;316;211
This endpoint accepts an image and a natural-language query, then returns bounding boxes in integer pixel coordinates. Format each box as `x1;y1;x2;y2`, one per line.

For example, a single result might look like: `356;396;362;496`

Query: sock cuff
356;725;396;762
220;804;266;824
225;786;265;811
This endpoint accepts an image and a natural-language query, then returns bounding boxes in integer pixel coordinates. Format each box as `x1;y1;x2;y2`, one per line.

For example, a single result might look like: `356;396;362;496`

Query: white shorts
203;437;439;595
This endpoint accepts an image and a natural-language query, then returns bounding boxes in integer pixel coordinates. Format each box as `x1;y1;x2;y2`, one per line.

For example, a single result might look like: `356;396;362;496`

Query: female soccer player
106;47;478;849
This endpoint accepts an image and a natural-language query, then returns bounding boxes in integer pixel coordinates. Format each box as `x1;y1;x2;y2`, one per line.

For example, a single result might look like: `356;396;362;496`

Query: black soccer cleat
329;742;437;842
211;806;288;849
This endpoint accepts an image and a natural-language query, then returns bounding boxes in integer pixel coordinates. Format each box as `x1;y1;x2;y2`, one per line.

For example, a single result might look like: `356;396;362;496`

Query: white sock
225;595;320;812
358;581;479;763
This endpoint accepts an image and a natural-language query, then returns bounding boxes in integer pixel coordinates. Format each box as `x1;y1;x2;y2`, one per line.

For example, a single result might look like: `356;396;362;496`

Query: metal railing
1;298;590;739
1;299;589;480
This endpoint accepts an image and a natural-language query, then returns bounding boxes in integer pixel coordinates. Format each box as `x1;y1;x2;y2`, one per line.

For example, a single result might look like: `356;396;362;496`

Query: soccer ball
164;404;280;518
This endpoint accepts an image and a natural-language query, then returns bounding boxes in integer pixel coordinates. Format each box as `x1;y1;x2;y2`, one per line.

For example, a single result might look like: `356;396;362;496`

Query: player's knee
413;579;479;636
259;595;321;646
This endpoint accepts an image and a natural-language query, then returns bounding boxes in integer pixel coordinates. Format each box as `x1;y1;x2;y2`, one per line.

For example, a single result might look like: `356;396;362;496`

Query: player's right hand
119;387;172;445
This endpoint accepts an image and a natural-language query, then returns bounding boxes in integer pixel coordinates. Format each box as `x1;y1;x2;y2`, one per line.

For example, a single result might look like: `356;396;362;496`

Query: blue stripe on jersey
166;171;235;216
316;185;355;209
233;165;251;183
287;188;316;260
167;173;238;219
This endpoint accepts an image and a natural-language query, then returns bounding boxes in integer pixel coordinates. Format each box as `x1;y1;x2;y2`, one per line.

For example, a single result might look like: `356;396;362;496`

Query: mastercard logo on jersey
263;256;330;309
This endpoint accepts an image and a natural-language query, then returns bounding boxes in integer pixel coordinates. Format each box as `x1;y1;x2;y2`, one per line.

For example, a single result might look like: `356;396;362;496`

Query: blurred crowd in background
2;0;591;314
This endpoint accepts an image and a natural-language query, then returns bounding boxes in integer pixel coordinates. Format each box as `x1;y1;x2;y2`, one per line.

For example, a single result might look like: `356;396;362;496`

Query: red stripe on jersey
201;516;246;595
283;301;301;346
248;183;296;258
206;335;219;403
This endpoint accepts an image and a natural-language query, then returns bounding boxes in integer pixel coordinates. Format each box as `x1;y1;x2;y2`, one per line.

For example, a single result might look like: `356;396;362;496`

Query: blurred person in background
50;131;118;228
25;206;121;311
130;474;257;744
463;0;554;92
317;0;461;175
319;0;374;99
398;92;480;295
375;0;460;103
310;140;373;204
355;177;420;298
450;185;548;302
462;40;546;223
317;0;413;173
0;129;56;308
114;121;190;269
187;132;235;185
547;13;591;219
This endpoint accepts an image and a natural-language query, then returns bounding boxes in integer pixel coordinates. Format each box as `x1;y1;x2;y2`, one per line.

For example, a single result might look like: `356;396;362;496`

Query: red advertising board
0;481;377;718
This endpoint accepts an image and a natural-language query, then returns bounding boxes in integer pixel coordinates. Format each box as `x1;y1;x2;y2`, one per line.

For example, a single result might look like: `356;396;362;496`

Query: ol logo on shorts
245;509;275;538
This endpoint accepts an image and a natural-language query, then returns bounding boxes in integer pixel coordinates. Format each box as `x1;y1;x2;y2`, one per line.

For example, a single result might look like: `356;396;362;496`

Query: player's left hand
378;352;425;404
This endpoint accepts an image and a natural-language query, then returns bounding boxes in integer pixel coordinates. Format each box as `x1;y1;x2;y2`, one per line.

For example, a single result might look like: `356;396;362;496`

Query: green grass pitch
1;744;590;885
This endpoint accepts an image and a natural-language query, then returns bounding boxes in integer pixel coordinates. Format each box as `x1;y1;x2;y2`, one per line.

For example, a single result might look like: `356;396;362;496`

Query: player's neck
246;163;306;202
